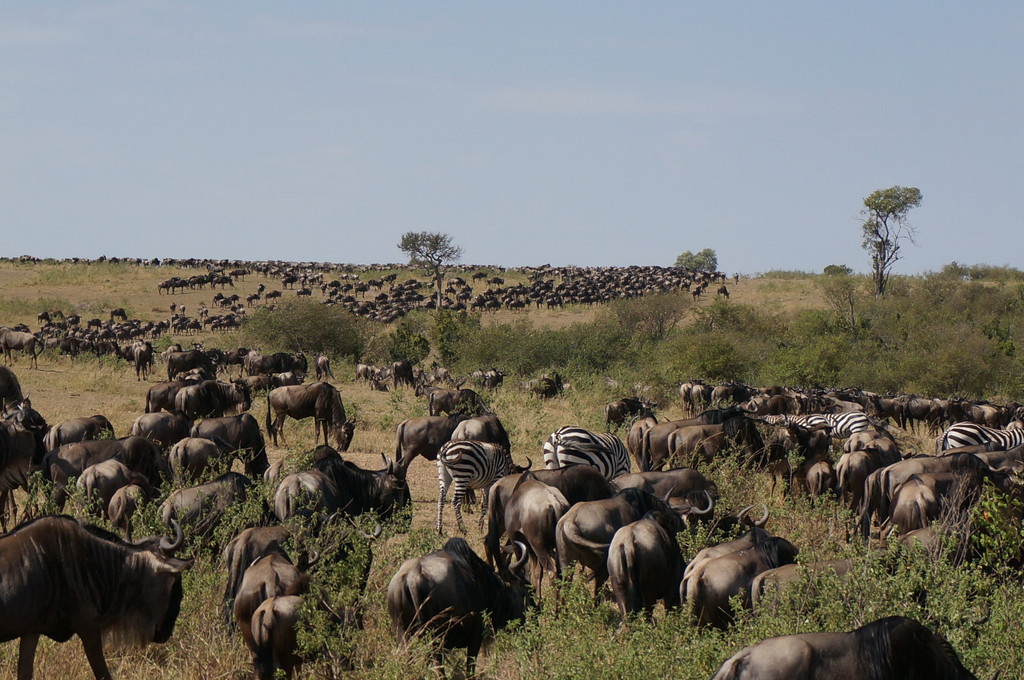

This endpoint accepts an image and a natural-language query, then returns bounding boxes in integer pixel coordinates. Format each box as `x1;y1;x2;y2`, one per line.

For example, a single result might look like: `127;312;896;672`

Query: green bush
242;298;367;360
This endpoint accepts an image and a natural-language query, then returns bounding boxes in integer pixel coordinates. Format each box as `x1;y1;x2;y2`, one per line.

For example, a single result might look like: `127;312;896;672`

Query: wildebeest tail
251;603;278;680
614;541;642;615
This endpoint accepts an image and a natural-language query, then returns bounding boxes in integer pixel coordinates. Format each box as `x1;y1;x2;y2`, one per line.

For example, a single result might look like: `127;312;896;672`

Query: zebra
436;439;523;534
542;426;630;480
937;421;1024;453
762;412;873;438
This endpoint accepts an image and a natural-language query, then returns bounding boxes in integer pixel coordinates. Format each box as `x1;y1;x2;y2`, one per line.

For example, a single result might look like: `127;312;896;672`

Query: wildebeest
174;379;251;419
0;327;38;369
604;397;654;428
222;525;293;619
639;406;753;471
615;467;719;507
709;616;978;680
391;359;414;389
44;436;169;510
190;413;269;477
132;340;154;380
274;451;410;522
450;412;512;453
246;351;307;377
314;353;334;382
145;379;201;414
393;414;467;469
387;537;530;675
684;534;799;629
0;365;23;410
267;382;353;451
43;415;115;451
76;459;153;519
165;349;215;381
556;488;684;595
129;411;193;450
161;471;257;541
250;595;360;680
0;402;48;528
0;515;191;680
494;477;569;595
428;387;485;417
168;437;226;482
234;553;309;669
749;559;854;612
608;506;687;620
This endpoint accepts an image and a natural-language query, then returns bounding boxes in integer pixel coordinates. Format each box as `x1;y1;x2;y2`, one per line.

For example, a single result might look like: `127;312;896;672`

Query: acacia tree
860;186;922;298
674;248;718;271
398;231;463;308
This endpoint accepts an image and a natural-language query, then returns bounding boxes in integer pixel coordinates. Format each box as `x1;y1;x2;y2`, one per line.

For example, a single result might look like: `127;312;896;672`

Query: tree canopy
674;248;718;271
860;186;922;298
398;231;463;307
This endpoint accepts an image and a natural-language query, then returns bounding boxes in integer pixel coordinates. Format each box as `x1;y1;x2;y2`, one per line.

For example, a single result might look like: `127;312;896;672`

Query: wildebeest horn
306;549;321;569
159;518;184;554
509;540;529;573
382;453;395;475
735;504;754;524
754;504;770;527
690;490;715;516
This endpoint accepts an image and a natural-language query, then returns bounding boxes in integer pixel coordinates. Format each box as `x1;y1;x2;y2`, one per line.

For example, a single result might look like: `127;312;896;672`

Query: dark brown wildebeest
0;365;23;410
174;379;251;419
267;382;353;451
683;534;799;629
749;559;853;612
709;616;978;680
608;506;688;620
615;467;719;507
391;359;414;389
626;415;658;471
556;489;685;596
222;525;292;620
451;413;512;452
76;459;153;520
108;483;150;540
428;387;484;417
168;437;226;482
387;537;530;676
129;411;193;451
0;515;190;680
43;415;115;451
234;553;309;670
274;450;410;522
0;402;48;529
638;406;752;471
109;307;127;321
250;595;361;680
190;413;269;477
145;379;197;413
496;477;570;596
0;327;38;369
161;471;257;541
314;353;334;382
245;351;306;377
165;349;215;381
44;436;169;511
393;414;467;468
604;397;654;428
132;341;154;381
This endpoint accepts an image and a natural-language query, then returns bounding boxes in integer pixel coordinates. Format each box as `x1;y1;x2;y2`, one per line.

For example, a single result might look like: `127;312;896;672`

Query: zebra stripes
938;422;1024;452
542;426;630;480
763;412;873;438
436;439;512;534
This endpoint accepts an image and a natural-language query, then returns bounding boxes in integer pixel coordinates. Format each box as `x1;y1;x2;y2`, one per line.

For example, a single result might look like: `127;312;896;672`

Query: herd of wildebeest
0;257;1009;679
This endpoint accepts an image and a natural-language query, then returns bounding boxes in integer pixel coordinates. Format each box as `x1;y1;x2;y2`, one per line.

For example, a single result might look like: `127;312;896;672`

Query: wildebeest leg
274;415;288;447
17;634;39;680
80;630;113;680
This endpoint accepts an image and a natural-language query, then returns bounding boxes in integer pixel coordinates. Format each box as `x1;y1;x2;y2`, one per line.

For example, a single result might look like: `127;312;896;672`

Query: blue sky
1;2;1021;274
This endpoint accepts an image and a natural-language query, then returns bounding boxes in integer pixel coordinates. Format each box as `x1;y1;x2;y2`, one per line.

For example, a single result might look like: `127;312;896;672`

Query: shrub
242;298;367;360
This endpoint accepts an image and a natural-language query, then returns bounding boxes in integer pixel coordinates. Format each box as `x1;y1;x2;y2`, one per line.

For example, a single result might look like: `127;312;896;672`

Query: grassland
0;260;1020;679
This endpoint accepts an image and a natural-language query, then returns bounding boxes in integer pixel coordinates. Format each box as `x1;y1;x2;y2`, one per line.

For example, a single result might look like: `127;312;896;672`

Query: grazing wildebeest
168;437;226;482
314;353;334;382
267;382;353;451
249;595;361;680
709;616;978;680
108;483;150;540
0;328;38;369
393;414;467;468
429;387;485;417
234;553;309;669
129;411;193;451
174;379;251;419
0;402;48;529
109;307;127;321
145;379;200;413
450;412;512;452
76;459;152;519
0;366;23;410
44;436;169;510
161;471;257;541
132;340;154;380
274;451;410;522
639;406;753;471
604;397;654;428
749;559;854;612
391;359;415;389
221;525;292;620
494;477;569;595
0;515;190;680
387;537;530;676
684;535;799;629
556;489;683;596
615;467;719;506
190;413;269;477
165;349;215;381
42;415;115;451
